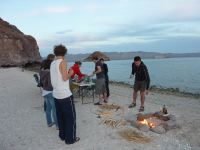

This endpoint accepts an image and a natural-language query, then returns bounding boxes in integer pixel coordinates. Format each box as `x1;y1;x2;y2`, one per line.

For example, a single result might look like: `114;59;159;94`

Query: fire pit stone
129;110;178;134
151;125;166;134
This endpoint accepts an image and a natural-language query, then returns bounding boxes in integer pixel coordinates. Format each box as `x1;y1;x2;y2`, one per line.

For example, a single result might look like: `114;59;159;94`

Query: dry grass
98;103;122;111
100;118;127;128
96;110;114;118
118;129;153;143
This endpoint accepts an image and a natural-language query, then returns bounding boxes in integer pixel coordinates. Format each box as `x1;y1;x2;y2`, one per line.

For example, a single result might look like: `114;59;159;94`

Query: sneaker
48;123;54;127
128;103;136;108
94;102;102;105
139;106;144;112
103;100;108;103
75;137;80;142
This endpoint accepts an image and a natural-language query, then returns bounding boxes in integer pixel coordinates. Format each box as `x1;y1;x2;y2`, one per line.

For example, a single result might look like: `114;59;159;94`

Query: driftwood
137;112;170;121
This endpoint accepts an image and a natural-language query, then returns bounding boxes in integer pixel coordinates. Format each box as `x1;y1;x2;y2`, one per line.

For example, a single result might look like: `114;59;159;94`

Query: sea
68;57;200;94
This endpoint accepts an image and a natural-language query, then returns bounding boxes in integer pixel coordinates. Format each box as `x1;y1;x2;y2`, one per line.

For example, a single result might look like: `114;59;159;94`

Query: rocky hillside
0;18;41;67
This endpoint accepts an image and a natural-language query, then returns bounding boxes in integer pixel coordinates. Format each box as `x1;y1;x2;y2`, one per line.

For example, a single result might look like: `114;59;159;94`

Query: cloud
81;3;103;12
56;29;73;34
30;5;72;16
34;0;200;54
38;21;200;55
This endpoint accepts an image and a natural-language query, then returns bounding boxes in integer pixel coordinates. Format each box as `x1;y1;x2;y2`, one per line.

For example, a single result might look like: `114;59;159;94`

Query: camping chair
70;82;80;98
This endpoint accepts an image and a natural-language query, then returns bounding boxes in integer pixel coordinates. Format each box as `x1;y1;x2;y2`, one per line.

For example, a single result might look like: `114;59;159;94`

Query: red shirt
70;64;85;80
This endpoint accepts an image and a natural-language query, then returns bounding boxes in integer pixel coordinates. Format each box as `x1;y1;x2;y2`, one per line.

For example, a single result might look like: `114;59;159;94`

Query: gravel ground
0;68;199;150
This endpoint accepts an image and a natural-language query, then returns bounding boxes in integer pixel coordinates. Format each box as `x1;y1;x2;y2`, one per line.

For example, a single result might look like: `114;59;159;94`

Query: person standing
40;54;55;112
129;56;150;112
40;54;55;70
50;44;79;144
39;56;58;129
100;58;110;101
92;56;107;105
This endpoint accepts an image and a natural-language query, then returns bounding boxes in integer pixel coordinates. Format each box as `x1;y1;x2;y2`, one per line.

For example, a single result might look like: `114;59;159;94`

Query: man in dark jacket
129;56;150;112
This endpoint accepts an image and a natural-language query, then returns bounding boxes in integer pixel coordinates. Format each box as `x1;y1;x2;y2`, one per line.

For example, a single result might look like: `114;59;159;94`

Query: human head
47;54;55;61
43;59;53;70
54;44;67;57
134;56;141;67
92;56;98;63
99;58;104;63
75;61;82;67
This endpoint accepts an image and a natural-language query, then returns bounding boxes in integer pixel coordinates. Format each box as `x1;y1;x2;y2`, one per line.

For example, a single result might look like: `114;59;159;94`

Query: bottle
162;105;168;114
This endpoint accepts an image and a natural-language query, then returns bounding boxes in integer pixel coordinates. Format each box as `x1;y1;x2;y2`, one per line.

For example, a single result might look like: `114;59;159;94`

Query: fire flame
139;119;155;128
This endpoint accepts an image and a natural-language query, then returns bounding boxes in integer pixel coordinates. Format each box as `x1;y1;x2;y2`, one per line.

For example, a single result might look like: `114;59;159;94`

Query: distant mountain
66;51;200;62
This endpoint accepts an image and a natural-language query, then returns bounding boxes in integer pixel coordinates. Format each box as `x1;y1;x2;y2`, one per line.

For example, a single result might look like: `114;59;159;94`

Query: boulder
151;125;166;134
0;18;41;67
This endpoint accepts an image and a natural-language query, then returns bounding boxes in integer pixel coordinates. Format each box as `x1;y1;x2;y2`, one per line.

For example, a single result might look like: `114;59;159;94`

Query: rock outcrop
0;18;41;67
84;51;110;61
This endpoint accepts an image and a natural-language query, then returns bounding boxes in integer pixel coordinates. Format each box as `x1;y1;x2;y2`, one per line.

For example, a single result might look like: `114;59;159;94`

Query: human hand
68;69;74;77
87;73;94;77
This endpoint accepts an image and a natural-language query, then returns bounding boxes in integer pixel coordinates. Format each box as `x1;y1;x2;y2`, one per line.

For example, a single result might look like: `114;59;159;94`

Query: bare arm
93;66;101;74
59;60;72;81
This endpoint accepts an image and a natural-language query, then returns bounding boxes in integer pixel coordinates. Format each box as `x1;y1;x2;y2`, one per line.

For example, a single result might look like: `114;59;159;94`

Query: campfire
131;107;178;134
139;118;156;128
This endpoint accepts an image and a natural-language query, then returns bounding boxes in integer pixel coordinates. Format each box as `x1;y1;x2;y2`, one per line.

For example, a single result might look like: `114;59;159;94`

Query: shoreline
110;80;200;99
21;66;200;99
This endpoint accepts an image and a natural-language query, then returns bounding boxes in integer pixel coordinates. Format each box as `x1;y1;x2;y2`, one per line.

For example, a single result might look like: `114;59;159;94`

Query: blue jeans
44;93;58;128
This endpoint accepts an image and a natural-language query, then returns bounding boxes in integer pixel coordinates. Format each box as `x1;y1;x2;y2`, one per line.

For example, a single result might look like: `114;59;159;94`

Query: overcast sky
1;0;200;56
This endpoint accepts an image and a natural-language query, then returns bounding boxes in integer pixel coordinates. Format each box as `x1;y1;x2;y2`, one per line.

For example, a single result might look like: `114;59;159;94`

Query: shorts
95;78;107;95
134;81;147;92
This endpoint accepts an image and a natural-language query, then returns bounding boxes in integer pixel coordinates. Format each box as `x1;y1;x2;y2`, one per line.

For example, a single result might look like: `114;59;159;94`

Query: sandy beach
0;67;200;150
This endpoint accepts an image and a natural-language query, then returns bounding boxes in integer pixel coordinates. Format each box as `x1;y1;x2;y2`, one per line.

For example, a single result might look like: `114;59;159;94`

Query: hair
53;44;67;56
99;58;104;61
92;56;99;61
47;54;55;60
43;59;53;70
134;56;141;61
75;61;82;65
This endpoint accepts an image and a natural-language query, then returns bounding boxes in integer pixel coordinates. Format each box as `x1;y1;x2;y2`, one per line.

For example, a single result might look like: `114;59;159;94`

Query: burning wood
130;111;178;134
139;119;156;128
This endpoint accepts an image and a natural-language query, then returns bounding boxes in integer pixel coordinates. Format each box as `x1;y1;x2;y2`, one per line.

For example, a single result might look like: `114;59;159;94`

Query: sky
1;0;200;56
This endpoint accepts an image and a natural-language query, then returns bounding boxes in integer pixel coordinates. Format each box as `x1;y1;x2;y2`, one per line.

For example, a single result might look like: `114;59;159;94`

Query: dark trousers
55;95;76;144
105;77;110;97
105;75;110;97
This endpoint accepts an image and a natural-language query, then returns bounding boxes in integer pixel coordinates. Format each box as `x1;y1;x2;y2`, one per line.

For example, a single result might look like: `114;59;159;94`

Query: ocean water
68;57;200;94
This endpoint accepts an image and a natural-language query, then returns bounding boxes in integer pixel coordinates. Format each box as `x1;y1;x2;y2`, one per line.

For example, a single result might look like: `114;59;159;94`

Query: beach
0;67;200;150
